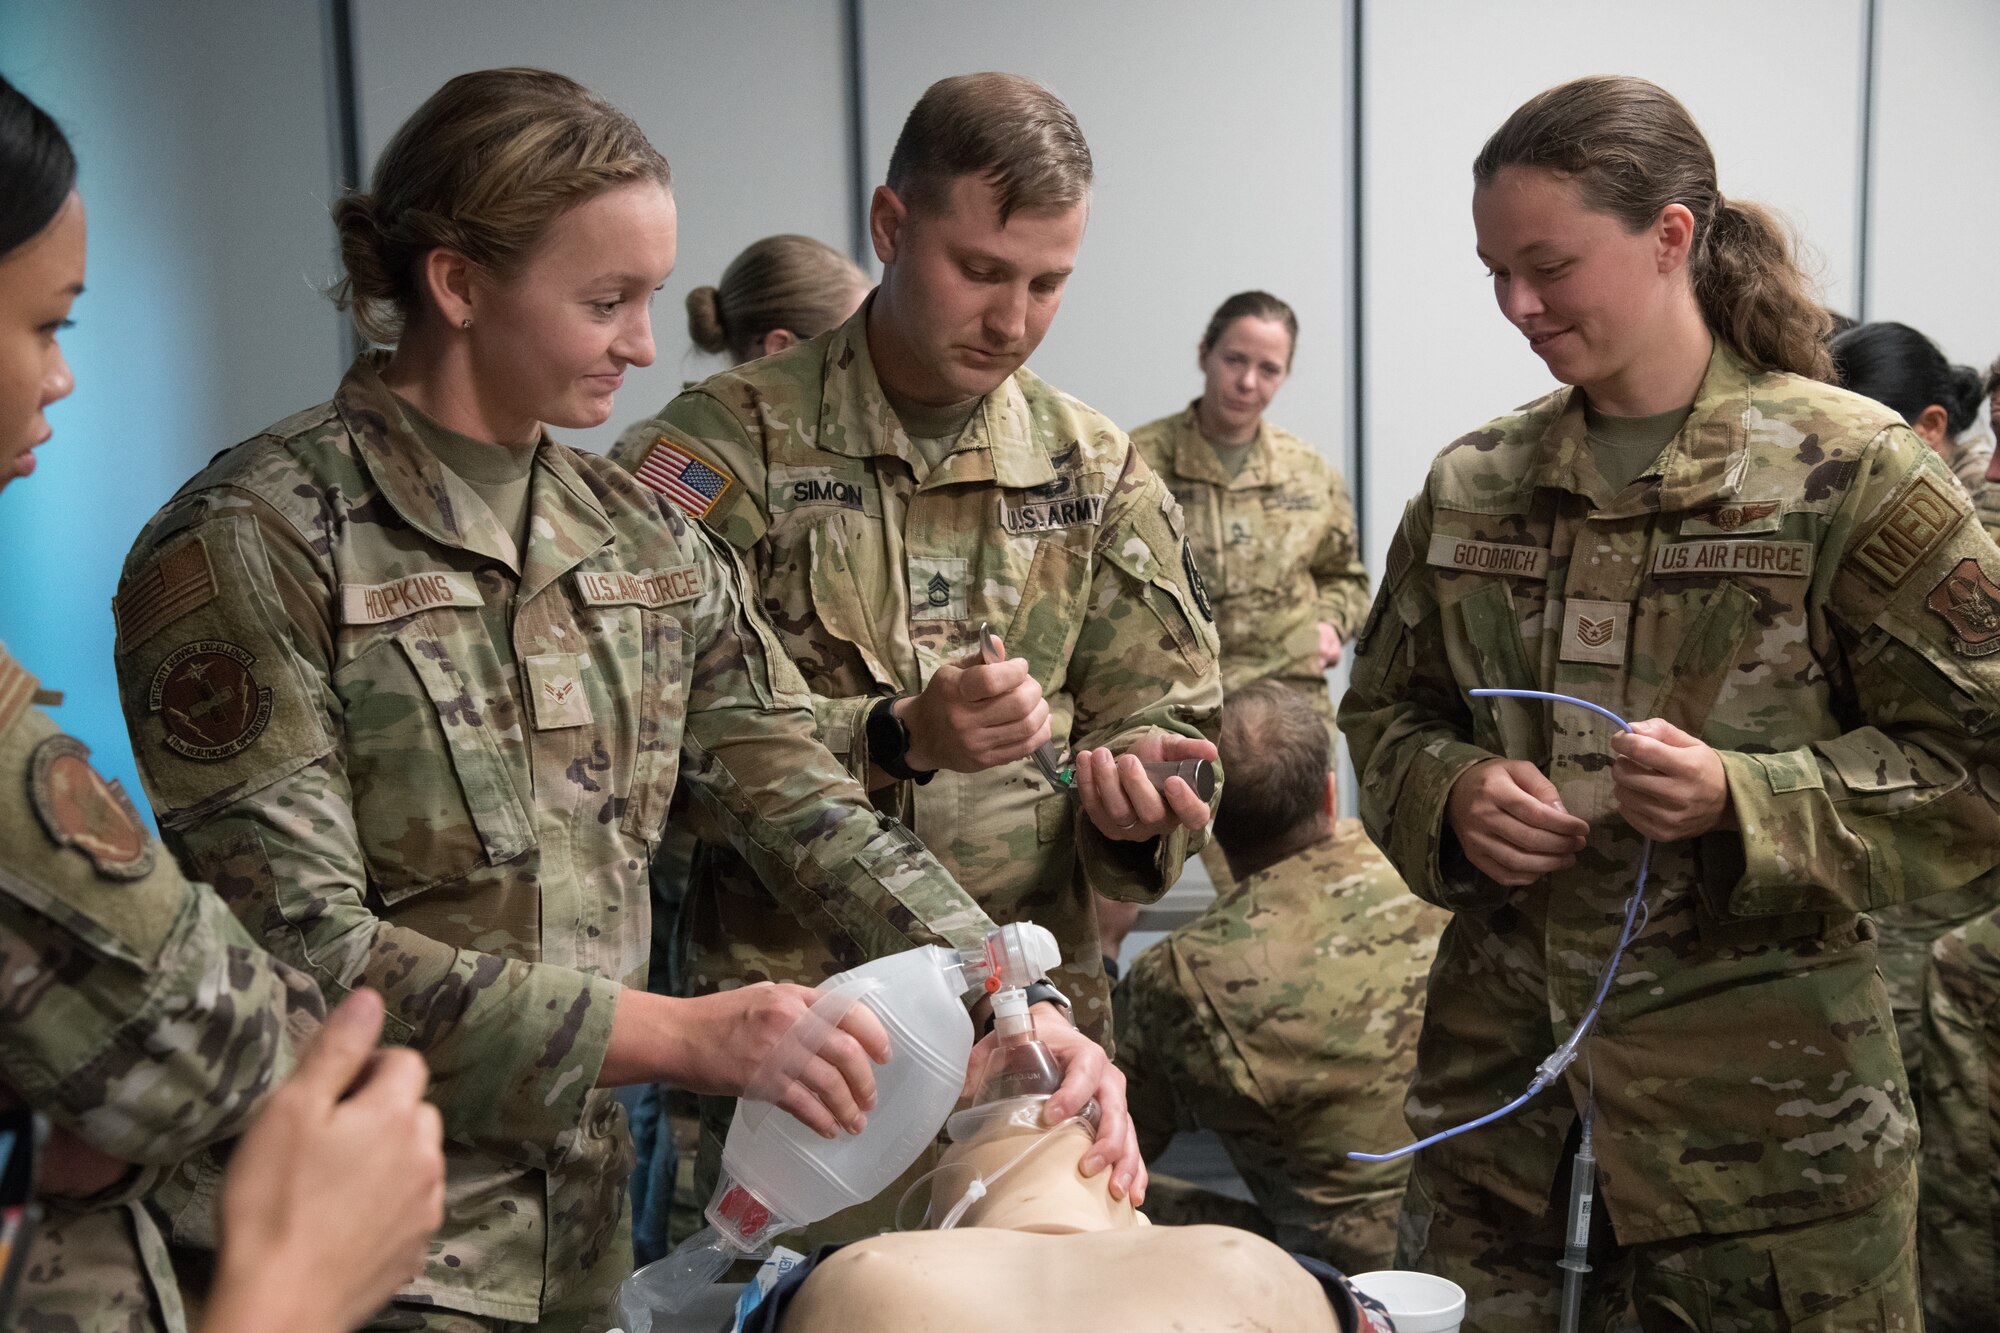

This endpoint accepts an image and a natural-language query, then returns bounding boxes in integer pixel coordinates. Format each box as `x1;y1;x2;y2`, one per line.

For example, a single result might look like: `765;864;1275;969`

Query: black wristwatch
982;978;1074;1035
866;696;936;785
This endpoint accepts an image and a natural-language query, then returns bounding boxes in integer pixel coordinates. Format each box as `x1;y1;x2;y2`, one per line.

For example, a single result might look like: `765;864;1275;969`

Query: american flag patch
115;536;217;651
634;436;734;520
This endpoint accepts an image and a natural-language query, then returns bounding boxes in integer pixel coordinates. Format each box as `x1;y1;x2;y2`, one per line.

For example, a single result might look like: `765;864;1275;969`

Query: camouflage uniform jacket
1340;344;2000;1244
612;305;1222;1039
1130;404;1370;706
110;357;996;1323
1115;819;1445;1271
0;647;322;1332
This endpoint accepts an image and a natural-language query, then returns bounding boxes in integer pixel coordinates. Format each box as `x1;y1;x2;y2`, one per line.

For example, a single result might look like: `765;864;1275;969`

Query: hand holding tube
1445;758;1589;885
1609;718;1732;840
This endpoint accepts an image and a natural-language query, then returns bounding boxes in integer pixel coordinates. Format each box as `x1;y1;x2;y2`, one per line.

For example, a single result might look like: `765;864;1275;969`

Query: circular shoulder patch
28;736;156;881
147;640;273;761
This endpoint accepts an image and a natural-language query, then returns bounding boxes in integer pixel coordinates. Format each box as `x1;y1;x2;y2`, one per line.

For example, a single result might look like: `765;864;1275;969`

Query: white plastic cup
1349;1271;1467;1333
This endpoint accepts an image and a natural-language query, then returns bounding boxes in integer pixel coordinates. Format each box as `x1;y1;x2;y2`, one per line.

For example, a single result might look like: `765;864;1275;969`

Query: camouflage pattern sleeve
1338;492;1510;912
1111;957;1184;1164
1702;430;2000;919
1071;451;1225;902
618;392;887;776
1978;482;2000;545
0;677;321;1166
1312;466;1372;640
113;494;621;1170
613;392;774;555
673;516;997;956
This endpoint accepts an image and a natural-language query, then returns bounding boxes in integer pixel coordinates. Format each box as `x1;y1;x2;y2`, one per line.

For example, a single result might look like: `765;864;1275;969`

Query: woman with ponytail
683;233;867;366
1341;75;2000;1329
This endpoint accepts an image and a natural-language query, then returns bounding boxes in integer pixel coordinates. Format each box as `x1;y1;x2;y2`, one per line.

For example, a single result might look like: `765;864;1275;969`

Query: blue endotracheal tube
1346;688;1654;1164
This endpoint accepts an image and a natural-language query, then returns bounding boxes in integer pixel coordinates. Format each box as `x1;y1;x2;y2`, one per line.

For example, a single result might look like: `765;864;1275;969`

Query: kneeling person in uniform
1116;680;1445;1273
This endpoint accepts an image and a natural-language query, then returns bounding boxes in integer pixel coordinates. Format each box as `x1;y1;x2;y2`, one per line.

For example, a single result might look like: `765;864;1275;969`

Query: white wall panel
1360;1;1868;575
350;0;854;454
1869;0;2000;371
859;0;1351;470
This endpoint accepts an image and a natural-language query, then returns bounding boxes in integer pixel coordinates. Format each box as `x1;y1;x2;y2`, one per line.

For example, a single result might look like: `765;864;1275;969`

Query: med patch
1851;472;1962;589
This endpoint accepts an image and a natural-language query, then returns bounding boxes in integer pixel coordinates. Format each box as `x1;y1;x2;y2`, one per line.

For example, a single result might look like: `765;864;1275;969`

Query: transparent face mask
897;1094;1101;1232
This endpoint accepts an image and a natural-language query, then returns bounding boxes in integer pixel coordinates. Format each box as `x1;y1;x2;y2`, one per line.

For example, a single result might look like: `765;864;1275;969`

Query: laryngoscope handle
975;622;1214;801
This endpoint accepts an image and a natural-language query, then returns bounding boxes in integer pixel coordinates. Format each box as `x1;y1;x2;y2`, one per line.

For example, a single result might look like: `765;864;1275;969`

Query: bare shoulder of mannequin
780;1118;1340;1333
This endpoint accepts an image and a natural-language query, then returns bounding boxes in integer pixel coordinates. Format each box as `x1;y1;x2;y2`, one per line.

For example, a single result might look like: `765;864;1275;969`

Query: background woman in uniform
1124;291;1367;896
1832;319;1991;503
0;72;444;1333
107;68;1130;1331
1342;75;2000;1330
686;233;869;366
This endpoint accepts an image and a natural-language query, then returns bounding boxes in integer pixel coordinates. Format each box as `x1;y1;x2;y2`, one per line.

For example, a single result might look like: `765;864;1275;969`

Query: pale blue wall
0;0;345;819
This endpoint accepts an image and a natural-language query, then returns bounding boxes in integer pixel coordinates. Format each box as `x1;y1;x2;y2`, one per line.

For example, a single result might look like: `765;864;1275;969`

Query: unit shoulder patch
634;435;735;520
1851;472;1963;589
28;735;156;881
1926;557;2000;658
147;640;273;761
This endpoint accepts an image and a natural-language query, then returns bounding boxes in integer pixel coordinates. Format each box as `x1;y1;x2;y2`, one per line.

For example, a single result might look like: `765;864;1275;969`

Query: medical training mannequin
776;1105;1345;1333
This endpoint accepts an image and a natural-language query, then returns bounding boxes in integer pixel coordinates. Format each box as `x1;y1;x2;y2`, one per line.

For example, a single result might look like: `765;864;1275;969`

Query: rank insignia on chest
1927;558;2000;657
525;653;594;729
148;640;273;761
28;735;156;881
1559;599;1629;665
908;556;968;621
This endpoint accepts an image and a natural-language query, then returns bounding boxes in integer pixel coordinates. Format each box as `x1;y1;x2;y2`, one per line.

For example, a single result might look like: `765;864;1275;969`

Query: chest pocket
617;608;687;844
805;519;903;691
1648;582;1757;737
1450;580;1546;765
341;613;535;903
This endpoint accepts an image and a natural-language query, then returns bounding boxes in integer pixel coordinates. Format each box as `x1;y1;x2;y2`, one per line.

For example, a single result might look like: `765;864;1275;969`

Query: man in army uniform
1116;681;1445;1274
613;71;1222;1230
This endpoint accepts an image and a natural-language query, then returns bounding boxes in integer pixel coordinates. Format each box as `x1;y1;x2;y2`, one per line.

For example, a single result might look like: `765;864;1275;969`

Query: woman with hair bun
685;233;868;365
1342;75;2000;1328
108;68;1124;1331
1832;319;1993;507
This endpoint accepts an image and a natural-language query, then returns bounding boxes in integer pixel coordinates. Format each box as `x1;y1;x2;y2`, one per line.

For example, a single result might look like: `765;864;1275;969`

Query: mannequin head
932;1101;1139;1234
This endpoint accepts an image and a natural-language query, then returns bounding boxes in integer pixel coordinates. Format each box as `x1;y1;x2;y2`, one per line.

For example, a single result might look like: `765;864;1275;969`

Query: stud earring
460;317;472;330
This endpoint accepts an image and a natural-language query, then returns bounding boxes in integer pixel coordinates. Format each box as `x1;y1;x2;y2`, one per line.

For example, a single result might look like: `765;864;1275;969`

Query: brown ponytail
1474;76;1832;381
